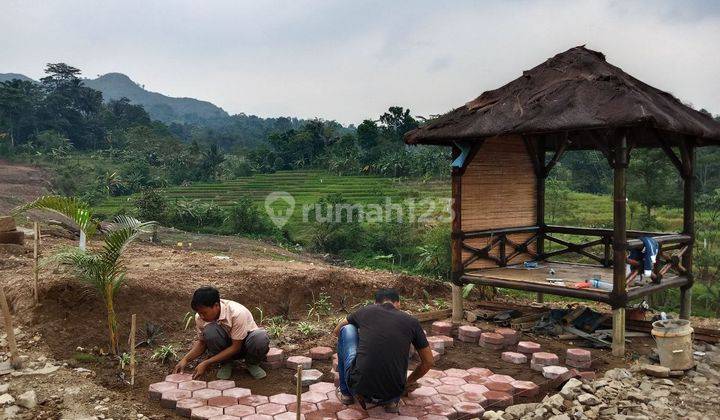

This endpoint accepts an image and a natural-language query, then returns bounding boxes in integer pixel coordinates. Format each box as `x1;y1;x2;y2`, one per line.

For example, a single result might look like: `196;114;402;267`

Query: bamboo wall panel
461;135;537;269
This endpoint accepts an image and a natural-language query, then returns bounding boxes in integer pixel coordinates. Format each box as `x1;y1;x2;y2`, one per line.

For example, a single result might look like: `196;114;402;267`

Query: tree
628;149;675;229
379;106;418;142
15;195;97;249
0;79;41;147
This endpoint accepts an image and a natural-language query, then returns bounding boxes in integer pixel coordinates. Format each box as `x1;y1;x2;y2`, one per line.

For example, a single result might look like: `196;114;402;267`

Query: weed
419;303;432;312
72;352;100;363
432;298;449;309
307;292;333;321
265;316;287;338
119;352;131;370
297;321;317;336
462;283;475;299
151;344;177;364
137;321;163;347
183;311;196;330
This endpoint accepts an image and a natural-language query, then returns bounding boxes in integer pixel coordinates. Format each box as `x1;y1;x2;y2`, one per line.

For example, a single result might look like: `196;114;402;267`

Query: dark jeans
203;323;270;365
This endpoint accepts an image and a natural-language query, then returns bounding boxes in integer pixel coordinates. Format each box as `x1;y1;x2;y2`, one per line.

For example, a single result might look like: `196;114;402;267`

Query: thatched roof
405;46;720;147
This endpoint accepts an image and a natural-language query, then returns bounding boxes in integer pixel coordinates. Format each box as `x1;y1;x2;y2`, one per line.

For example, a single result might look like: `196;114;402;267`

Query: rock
642;364;670;378
0;384;8;394
505;403;538;418
560;378;583;399
482;410;505;420
544;393;564;409
0;394;14;405
3;405;20;418
16;390;36;409
548;415;570;420
650;389;670;398
577;393;600;406
605;368;632;380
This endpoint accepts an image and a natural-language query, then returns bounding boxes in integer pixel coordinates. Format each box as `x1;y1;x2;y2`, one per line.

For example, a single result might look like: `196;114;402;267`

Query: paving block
439;376;466;386
276;412;306;420
479;332;505;345
482;391;513;409
494;328;519;345
176;398;206;417
467;367;493;377
531;352;559;366
566;348;592;362
300;391;328;404
418;377;442;387
425;402;457;418
207;395;238;408
458;325;481;337
223;387;251;399
443;368;470;378
224;404;256;417
149;381;178;400
431;393;461;406
166;373;195;383
207;415;242;420
241;415;274;420
578;371;596;380
427;336;446;354
257;403;288;416
161;389;192;409
190;405;224;419
287;402;317;414
436;384;463;396
408;386;438;398
457;334;479;343
454;401;484;418
431;350;441;362
266;347;285;362
480;341;505;351
516;341;541;354
403;395;433;406
208;380;236;391
464;375;489;385
316;399;345;413
425;369;446;378
399;405;428;417
310;346;334;360
336;408;367;420
461;383;489;394
510;380;539;397
269;393;298;405
305;411;334;420
501;351;527;364
437;335;454;348
193;388;223;400
566;358;592;369
485;381;513;393
431;321;452;335
487;374;514;384
286;355;313;370
179;380;208;392
542;365;570;379
309;382;335;394
459;391;487;405
239;395;270;407
294;368;324;387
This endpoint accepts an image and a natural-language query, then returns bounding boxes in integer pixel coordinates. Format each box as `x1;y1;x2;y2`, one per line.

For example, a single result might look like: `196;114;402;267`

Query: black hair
375;288;400;303
191;286;220;310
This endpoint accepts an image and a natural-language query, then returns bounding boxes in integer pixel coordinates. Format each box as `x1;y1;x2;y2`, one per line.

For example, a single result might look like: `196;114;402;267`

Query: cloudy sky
2;0;719;124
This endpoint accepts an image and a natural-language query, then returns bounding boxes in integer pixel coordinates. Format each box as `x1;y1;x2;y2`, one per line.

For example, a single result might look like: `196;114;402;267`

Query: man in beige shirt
174;286;270;379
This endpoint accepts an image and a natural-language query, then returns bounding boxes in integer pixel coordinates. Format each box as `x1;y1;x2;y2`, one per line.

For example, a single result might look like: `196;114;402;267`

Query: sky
2;0;719;125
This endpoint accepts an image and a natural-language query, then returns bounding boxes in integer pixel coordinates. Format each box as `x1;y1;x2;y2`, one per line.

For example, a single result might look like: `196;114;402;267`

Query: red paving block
425;369;446;379
316;399;345;413
309;382;336;394
306;411;337;420
516;341;541;354
286;355;313;369
287;402;317;414
437;335;454;348
266;347;284;362
431;350;441;362
207;380;235;391
193;388;223;400
161;389;193;409
510;380;539;397
149;381;178;400
399;405;428;417
310;346;334;360
269;393;297;405
208;416;242;420
495;328;519;345
459;391;487;405
427;336;446;354
457;334;478;343
418;377;442;387
501;351;527;364
566;348;591;361
578;371;596;380
542;365;569;379
458;325;481;337
461;383;489;394
301;391;328;404
257;402;288;416
242;415;274;420
443;368;470;378
567;358;592;368
336;407;368;419
436;384;463;396
431;393;461;406
464;375;489;385
420;416;451;420
487;374;514;383
454;401;484;417
166;373;195;383
531;352;559;366
439;376;466;386
431;321;452;335
276;412;306;420
482;391;513;409
176;398;206;417
479;332;504;345
239;395;270;407
425;403;457;418
224;404;256;417
466;367;493;377
485;381;513;393
409;386;438;398
179;380;208;392
190;405;224;419
403;395;433;406
208;395;239;408
223;387;252;399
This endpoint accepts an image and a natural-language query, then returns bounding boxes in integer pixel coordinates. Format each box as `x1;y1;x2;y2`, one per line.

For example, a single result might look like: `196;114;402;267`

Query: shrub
225;196;275;235
133;188;167;224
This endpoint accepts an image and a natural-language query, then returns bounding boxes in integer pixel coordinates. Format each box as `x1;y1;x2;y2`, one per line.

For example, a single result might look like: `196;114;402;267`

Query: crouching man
174;286;270;380
333;288;434;413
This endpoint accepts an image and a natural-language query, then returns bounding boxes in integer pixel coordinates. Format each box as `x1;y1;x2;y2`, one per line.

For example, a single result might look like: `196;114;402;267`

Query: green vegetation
151;344;178;364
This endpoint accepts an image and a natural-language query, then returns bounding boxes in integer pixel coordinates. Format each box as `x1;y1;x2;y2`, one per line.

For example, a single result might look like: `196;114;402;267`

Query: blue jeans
337;324;358;396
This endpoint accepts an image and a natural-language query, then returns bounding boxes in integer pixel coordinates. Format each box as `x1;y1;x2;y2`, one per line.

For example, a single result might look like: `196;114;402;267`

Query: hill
0;73;35;83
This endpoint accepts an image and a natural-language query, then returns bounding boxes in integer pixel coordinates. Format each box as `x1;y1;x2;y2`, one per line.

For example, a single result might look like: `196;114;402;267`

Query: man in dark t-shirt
332;288;434;413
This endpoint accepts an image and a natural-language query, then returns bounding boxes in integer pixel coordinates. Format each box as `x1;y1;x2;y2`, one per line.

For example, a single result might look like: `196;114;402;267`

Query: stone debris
15;390;36;409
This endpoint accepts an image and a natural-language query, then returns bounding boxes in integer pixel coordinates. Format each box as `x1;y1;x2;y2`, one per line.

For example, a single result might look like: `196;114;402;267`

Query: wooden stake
130;314;137;386
295;365;302;420
451;284;463;323
33;222;39;305
0;287;21;369
612;308;625;356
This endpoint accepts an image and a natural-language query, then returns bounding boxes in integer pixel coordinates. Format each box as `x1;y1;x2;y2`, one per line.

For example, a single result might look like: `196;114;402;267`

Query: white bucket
651;319;695;371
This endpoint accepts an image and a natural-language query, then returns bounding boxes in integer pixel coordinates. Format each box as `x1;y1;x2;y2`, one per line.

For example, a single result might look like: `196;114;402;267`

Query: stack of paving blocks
517;341;541;354
0;216;24;245
565;348;592;369
309;346;333;361
262;348;284;370
457;325;481;343
495;328;519;346
530;352;559;371
431;321;452;336
479;332;505;350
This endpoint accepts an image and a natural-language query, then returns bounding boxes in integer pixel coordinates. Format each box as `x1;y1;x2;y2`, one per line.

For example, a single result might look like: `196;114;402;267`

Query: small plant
265;316;287;338
419;303;432;312
183;311;196;330
352;299;374;309
462;284;475;299
137;321;163;347
151;344;177;364
119;352;131;370
254;306;266;325
432;298;449;310
422;289;431;303
307;292;332;321
297;321;317;336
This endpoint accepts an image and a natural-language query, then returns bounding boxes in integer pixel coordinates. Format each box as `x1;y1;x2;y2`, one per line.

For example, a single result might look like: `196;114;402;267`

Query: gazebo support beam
679;138;695;319
612;134;629;356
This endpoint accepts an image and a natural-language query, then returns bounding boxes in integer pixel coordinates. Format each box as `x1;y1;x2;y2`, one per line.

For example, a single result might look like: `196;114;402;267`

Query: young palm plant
54;215;156;355
14;195;97;249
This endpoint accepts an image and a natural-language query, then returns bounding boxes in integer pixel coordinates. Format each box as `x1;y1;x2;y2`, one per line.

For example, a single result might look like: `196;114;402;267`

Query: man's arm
406;345;434;387
192;339;243;379
174;340;207;373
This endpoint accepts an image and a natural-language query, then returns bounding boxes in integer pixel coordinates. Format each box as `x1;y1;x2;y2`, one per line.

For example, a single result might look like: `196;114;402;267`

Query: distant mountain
0;73;35;83
83;73;229;124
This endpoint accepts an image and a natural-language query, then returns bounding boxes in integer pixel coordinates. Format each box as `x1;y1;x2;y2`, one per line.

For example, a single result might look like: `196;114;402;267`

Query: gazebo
404;46;720;355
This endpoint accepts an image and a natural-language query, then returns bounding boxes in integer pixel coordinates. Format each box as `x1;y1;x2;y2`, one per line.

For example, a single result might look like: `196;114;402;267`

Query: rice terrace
1;2;720;420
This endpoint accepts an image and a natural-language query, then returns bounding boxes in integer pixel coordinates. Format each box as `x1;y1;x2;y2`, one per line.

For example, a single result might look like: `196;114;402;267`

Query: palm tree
54;215;156;355
14;195;97;250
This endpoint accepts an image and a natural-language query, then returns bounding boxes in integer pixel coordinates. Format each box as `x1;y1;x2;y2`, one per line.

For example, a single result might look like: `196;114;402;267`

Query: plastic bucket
651;319;695;370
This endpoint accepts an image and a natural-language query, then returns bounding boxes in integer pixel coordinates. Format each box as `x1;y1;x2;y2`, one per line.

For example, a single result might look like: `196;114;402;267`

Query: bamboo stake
33;222;39;305
296;365;302;420
130;314;137;386
0;287;21;369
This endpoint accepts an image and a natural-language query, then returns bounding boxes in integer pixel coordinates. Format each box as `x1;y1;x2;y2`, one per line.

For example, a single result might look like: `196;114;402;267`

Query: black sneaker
383;400;399;413
335;387;354;405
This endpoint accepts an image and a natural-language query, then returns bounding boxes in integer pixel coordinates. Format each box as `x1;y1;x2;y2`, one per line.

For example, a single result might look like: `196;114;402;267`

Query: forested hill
0;73;35;83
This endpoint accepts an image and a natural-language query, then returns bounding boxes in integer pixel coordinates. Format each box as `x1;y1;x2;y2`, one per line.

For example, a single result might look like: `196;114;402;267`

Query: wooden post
450;147;464;323
536;137;546;304
680;141;695;319
79;230;87;251
0;287;21;369
295;365;302;420
33;222;39;305
612;135;628;357
130;314;137;386
451;284;463;322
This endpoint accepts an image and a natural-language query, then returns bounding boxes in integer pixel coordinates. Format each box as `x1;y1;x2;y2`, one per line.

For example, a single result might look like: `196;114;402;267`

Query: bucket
651;319;695;371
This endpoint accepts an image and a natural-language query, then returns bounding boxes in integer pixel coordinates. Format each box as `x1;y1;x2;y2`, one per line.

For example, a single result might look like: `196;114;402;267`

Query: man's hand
173;358;188;374
193;360;209;379
404;380;420;396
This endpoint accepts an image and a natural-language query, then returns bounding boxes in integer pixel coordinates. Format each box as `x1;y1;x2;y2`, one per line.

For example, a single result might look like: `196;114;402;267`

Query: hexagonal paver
309;382;336;394
431;321;452;335
269;393;297;405
257;403;288;416
336;407;367;419
266;347;285;362
501;351;527;364
295;368;324;386
193;388;223;400
300;391;328;404
487;374;514;383
224;404;256;417
275;412;306;420
239;395;270;407
316;399;345;413
208;416;242;420
459;391;487;405
461;383;489;394
482;391;513;409
542;365;569;379
464;375;489;385
403;395;433;406
454;401;484;417
431;350;441;362
430;393;460;406
408;386;438;398
190;405;224;419
149;381;178;400
425;403;457;417
207;380;235;391
531;352;559;365
567;348;591;361
286;355;312;369
426;336;446;354
310;346;334;360
208;395;238;408
166;373;194;383
436;335;454;348
485;381;513;393
305;411;335;420
458;325;481;336
439;376;466;386
179;380;208;392
510;380;539;397
287;402;317;414
436;384;463;396
418;377;442;387
443;368;470;378
223;387;252;399
176;397;206;417
161;389;192;409
424;369;446;379
241;415;274;420
466;367;493;377
494;328;519;345
479;332;504;345
516;341;541;354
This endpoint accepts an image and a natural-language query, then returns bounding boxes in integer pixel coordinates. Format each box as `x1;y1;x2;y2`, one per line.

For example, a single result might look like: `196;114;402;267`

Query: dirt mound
0;160;51;213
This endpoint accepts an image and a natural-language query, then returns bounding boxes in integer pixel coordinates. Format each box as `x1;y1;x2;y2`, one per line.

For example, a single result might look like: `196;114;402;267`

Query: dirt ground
0;160;50;214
